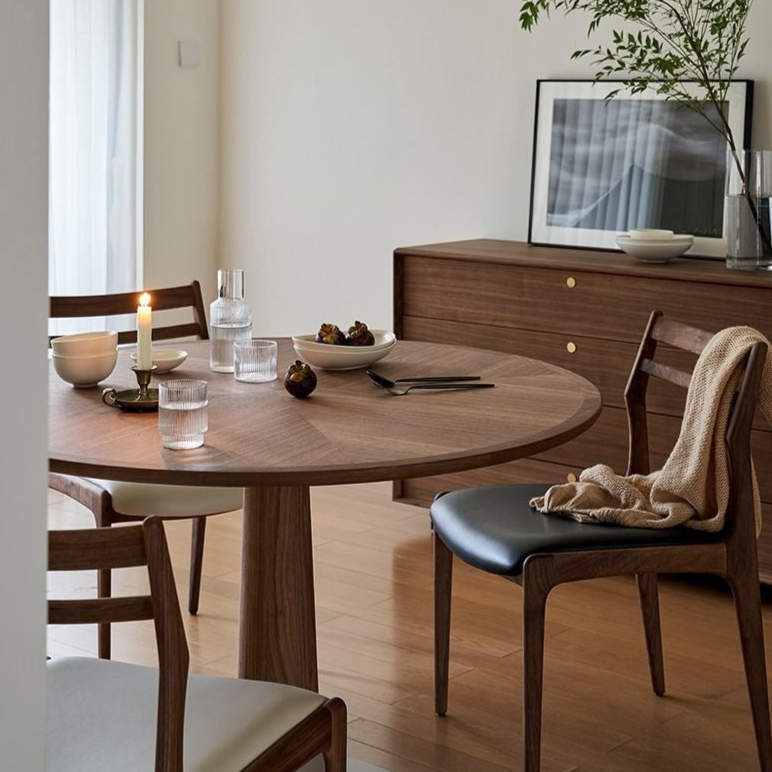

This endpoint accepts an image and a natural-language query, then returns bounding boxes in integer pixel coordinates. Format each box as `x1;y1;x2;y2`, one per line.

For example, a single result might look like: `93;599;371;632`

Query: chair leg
97;566;111;660
728;567;772;772
522;569;549;772
434;530;453;716
188;517;207;615
636;573;665;696
94;509;112;660
323;697;347;772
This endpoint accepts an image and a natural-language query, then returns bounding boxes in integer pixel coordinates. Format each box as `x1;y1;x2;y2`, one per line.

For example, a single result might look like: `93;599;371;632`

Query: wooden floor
48;482;772;772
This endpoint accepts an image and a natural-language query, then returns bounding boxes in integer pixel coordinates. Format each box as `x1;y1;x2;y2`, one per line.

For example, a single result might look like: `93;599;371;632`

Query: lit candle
137;292;152;370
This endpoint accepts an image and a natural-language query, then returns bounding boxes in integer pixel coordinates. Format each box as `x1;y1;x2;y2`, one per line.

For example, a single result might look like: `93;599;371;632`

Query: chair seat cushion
430;483;723;576
87;479;243;518
46;657;327;772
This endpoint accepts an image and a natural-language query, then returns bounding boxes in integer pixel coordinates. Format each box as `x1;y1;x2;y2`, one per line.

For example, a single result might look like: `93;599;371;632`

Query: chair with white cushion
47;517;347;772
49;281;242;658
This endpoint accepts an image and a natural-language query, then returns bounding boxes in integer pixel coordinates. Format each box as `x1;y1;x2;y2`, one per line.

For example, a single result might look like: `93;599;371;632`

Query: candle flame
139;292;151;307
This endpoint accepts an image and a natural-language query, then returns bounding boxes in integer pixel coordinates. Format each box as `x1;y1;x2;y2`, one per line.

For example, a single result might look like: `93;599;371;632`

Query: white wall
0;1;49;770
144;0;220;306
219;0;772;336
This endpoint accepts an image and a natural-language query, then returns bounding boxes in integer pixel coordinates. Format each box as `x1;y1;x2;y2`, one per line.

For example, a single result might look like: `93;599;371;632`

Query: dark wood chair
47;517;346;772
49;281;243;658
431;311;772;772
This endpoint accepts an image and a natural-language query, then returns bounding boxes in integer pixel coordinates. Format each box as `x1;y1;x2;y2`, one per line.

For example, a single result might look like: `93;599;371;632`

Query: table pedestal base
238;485;318;691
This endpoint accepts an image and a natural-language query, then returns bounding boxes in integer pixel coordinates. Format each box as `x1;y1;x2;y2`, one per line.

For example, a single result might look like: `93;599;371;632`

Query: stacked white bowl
292;330;397;370
50;331;119;387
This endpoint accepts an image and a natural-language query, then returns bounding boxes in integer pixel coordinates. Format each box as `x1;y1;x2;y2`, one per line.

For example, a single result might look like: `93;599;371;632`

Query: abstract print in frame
528;80;753;258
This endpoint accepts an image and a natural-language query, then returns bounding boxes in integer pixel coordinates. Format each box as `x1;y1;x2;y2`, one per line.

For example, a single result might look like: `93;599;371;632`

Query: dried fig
315;323;346;345
346;320;375;346
284;360;318;398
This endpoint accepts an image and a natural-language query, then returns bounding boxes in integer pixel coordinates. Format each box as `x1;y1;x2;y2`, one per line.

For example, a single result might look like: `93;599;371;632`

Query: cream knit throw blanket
531;327;772;533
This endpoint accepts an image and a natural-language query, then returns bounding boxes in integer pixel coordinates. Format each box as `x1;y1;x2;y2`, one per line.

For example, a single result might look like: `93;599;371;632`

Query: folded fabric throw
530;326;772;533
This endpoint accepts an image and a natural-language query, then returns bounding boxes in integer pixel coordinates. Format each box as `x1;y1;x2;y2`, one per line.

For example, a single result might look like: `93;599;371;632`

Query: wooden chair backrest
49;281;208;345
48;518;189;772
624;310;767;546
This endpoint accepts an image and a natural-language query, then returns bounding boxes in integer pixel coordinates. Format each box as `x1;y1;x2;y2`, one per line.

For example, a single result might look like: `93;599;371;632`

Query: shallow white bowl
292;338;396;370
292;330;397;353
616;234;694;263
628;228;675;240
50;330;118;357
52;350;118;388
130;348;188;373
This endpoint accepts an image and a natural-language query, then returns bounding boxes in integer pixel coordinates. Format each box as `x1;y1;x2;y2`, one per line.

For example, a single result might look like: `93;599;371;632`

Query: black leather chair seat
430;483;723;577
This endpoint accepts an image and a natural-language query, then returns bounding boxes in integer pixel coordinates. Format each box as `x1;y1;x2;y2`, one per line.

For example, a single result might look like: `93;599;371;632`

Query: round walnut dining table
49;338;601;691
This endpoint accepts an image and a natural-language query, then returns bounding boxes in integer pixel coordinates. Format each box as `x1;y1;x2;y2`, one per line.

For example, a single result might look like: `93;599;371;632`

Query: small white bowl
52;350;118;388
130;348;188;373
50;330;118;357
292;337;397;370
628;228;675;240
616;234;694;263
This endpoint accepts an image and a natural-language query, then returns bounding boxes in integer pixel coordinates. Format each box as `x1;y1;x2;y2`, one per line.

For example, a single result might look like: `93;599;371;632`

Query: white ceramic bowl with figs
292;330;397;370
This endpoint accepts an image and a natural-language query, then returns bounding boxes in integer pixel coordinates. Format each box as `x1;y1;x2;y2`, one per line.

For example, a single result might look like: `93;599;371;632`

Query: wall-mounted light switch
178;39;201;68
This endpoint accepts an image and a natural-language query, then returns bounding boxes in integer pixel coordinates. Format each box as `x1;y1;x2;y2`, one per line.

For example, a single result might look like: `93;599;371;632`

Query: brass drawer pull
567;472;578;483
566;276;576;288
566;341;577;354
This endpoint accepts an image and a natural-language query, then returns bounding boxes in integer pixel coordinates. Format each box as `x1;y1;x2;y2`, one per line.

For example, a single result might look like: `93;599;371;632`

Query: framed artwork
528;79;754;258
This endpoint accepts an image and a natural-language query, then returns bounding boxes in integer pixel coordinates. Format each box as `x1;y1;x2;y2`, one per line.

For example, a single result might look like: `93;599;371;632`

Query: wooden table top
48;339;601;487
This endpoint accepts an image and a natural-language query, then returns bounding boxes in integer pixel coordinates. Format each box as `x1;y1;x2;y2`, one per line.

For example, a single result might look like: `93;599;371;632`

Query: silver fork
376;382;495;396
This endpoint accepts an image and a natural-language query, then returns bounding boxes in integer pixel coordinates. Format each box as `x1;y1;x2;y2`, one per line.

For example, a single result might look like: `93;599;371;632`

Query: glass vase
725;149;772;270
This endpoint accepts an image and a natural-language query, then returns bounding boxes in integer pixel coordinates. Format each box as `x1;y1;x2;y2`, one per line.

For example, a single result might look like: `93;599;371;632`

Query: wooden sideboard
393;239;772;583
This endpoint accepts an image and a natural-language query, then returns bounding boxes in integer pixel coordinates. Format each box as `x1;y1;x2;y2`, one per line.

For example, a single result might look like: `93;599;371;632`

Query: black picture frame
528;79;754;258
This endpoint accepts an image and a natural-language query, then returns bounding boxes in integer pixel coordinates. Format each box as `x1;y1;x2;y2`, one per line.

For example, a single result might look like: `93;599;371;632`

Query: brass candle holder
102;366;159;412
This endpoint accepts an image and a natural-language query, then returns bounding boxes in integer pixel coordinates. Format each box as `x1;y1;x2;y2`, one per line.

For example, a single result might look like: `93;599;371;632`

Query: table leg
238;485;319;690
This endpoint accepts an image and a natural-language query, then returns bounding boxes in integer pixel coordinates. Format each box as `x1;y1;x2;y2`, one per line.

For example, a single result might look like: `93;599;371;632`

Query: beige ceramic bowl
50;330;118;357
52;350;118;388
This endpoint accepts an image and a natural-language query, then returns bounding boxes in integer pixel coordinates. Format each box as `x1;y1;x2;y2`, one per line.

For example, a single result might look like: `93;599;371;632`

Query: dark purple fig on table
285;360;318;398
315;323;347;345
346;320;375;346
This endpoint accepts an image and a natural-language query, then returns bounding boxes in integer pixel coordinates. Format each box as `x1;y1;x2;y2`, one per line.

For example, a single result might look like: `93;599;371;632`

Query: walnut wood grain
400;406;772;504
239;486;318;690
395;239;772;288
49;337;600;692
401;256;772;344
395;241;772;589
402;316;772;431
48;340;601;487
50;281;209;345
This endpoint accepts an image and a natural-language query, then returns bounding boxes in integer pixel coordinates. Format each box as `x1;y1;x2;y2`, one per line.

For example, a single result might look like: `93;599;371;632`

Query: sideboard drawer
402;256;772;342
405;316;772;432
404;316;685;417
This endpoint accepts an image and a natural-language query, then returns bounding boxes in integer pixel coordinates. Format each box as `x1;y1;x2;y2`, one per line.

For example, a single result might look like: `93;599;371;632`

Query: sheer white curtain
49;0;142;333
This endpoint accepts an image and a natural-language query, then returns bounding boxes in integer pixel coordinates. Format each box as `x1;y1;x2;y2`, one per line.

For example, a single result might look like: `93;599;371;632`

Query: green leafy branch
519;1;766;254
